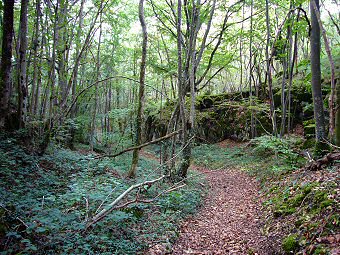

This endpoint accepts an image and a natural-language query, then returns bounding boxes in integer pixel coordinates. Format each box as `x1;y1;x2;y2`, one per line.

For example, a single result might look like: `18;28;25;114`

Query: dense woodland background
0;0;339;254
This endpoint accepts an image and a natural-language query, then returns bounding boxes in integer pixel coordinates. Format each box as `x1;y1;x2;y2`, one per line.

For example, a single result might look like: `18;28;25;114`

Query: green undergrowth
262;165;339;254
0;133;205;254
190;135;339;254
249;136;339;254
192;142;252;169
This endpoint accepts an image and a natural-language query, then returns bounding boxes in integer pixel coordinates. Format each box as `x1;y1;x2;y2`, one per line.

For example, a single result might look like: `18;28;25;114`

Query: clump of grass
282;234;299;253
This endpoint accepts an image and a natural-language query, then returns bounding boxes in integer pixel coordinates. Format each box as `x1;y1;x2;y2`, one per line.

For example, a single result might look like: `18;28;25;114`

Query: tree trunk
48;0;60;127
249;0;255;138
0;0;15;129
90;11;103;151
265;0;277;135
310;0;327;156
287;10;300;133
311;0;336;142
128;0;148;178
336;82;340;146
71;0;85;118
57;0;68;105
29;0;42;117
17;0;29;129
176;0;190;179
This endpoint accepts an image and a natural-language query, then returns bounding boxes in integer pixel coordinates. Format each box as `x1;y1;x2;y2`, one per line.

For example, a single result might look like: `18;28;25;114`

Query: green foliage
282;234;299;253
192;143;247;169
158;184;203;215
251;135;302;164
0;136;204;254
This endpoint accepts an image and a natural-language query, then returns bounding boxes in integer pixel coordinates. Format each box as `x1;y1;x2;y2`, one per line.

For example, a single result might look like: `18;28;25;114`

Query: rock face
144;87;315;143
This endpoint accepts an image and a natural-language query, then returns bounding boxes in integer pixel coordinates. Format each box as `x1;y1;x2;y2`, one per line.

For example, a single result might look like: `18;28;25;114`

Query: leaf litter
148;165;275;254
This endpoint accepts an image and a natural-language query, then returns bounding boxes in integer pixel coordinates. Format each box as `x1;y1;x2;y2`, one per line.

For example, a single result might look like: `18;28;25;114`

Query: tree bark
0;0;15;129
280;9;292;138
176;0;191;179
71;0;85;118
128;0;148;178
249;0;255;138
287;10;300;133
90;11;103;151
311;0;336;142
336;82;340;146
310;0;327;155
29;0;41;117
17;0;29;129
48;0;60;128
57;0;68;106
265;0;277;135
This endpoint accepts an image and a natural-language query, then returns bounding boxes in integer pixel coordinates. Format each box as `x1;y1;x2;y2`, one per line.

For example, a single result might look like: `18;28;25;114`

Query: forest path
170;165;273;255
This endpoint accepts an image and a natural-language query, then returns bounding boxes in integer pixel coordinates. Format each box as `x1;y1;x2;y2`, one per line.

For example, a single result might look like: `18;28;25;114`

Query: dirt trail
143;143;274;254
170;166;273;255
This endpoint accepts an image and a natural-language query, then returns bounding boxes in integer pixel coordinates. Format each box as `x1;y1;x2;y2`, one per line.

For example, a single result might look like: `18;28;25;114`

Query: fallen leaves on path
148;166;274;254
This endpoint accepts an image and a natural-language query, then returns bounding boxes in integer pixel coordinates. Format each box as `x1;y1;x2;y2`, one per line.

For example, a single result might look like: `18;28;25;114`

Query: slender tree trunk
287;10;300;133
17;0;29;129
90;11;103;151
280;4;294;137
336;82;340;146
48;0;60;127
57;0;68;104
128;0;148;178
265;0;277;135
239;5;244;89
40;9;49;119
311;0;336;141
189;0;200;130
0;0;15;128
249;0;255;138
310;0;327;155
29;0;41;117
71;0;85;118
107;82;112;133
176;0;190;179
34;37;43;117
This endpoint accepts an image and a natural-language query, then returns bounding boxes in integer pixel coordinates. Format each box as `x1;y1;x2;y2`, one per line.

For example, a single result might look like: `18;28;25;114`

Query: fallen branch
86;171;202;229
95;130;181;159
304;152;340;171
87;175;167;228
323;139;340;150
138;184;186;204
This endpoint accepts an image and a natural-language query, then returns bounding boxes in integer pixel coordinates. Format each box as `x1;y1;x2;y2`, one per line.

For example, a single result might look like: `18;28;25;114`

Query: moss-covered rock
144;84;319;143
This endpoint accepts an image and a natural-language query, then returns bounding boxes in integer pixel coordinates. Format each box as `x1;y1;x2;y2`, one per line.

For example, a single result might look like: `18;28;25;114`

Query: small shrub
251;135;300;163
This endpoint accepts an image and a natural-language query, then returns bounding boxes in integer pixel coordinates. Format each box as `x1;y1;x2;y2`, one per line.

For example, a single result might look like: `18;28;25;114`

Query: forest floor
147;138;339;255
1;134;338;254
148;140;275;255
170;166;273;255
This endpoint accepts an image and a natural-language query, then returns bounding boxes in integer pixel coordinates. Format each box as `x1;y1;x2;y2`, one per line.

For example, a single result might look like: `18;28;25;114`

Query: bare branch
87;175;168;228
95;130;182;159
